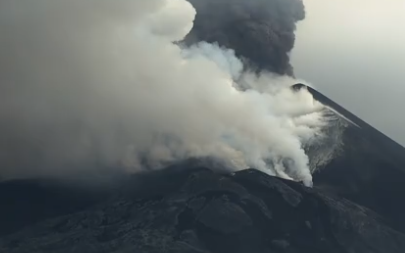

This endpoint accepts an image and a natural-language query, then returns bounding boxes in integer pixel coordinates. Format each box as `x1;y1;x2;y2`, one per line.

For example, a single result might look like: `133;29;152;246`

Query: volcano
1;86;405;253
2;0;405;252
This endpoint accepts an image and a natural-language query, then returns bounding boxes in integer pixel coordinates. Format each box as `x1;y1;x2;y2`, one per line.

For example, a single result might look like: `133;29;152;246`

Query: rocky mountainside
293;84;405;233
1;165;405;253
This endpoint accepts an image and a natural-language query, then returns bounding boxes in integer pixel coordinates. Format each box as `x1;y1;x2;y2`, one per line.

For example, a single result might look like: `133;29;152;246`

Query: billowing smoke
184;0;305;76
0;0;325;186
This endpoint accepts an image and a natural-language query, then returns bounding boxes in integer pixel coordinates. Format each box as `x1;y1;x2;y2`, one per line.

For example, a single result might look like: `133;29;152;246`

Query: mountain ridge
1;167;405;253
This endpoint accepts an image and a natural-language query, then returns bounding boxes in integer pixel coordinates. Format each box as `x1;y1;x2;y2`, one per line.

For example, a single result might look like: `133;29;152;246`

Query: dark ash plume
184;0;305;76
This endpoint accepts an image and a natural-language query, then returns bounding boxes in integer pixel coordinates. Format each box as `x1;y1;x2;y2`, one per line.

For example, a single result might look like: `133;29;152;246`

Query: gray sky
292;0;405;145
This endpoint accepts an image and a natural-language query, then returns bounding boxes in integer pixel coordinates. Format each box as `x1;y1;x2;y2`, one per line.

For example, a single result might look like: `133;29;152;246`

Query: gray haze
292;0;405;145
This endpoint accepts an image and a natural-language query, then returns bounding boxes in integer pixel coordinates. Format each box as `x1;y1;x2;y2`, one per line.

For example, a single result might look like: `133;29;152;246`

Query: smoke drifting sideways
0;0;325;187
185;0;305;76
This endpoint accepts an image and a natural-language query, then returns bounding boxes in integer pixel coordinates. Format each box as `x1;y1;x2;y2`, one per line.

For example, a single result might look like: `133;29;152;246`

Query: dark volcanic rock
1;167;404;253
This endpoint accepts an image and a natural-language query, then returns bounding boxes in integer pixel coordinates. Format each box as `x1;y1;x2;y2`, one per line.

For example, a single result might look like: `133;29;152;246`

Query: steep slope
294;83;405;232
1;166;405;253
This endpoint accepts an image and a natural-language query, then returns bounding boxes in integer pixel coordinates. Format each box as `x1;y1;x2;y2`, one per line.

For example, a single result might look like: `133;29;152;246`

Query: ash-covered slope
294;83;405;233
1;165;405;253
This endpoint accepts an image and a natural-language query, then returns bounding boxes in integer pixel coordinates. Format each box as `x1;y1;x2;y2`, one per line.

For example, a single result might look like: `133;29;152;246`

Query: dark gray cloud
184;0;305;76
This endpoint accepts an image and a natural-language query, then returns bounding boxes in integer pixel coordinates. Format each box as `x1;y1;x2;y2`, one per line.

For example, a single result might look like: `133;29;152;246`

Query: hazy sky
292;0;405;145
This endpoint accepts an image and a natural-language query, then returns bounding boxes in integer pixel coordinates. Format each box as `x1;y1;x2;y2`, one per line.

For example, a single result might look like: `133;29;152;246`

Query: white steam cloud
0;0;326;186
